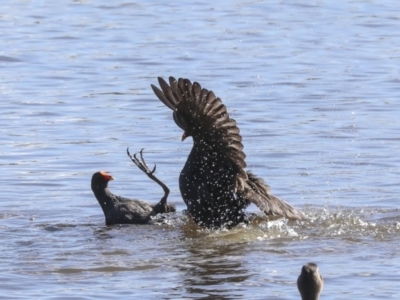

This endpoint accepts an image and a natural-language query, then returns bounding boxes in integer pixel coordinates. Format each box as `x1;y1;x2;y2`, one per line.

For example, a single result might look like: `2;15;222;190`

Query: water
1;0;400;299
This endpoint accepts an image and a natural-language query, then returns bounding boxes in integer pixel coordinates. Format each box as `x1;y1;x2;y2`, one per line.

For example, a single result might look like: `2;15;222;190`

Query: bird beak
182;131;188;141
100;171;115;181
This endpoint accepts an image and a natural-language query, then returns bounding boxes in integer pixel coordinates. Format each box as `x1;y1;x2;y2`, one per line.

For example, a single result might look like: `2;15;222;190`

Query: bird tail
238;171;305;220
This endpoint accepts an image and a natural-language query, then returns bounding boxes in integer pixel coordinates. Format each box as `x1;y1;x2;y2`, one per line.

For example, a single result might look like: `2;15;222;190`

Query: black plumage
151;76;304;228
91;149;175;225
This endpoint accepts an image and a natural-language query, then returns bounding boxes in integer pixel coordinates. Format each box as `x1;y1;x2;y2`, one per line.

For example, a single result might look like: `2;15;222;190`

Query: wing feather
152;77;247;178
151;84;175;110
237;172;305;220
152;76;305;221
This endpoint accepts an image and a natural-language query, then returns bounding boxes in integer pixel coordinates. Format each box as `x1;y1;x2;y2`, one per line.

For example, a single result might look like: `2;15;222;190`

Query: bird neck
93;186;116;210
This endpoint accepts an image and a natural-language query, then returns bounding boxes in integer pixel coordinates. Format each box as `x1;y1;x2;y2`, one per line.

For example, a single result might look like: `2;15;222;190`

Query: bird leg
127;148;171;214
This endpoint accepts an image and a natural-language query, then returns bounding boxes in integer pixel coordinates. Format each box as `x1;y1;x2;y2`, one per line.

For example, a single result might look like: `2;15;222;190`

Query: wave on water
29;207;400;247
145;206;400;243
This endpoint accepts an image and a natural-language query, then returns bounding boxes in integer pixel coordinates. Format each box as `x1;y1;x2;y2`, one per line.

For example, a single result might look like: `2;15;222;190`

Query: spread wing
151;76;247;179
238;171;305;220
151;76;305;220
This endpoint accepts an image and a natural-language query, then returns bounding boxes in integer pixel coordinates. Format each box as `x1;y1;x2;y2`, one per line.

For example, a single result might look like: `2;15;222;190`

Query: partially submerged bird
91;149;175;225
297;263;323;300
151;76;304;228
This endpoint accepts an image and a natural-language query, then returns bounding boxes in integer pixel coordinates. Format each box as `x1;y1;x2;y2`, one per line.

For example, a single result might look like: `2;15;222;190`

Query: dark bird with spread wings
151;76;304;228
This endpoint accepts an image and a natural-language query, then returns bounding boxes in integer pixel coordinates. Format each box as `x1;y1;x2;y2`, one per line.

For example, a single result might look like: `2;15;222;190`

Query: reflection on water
181;239;251;299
